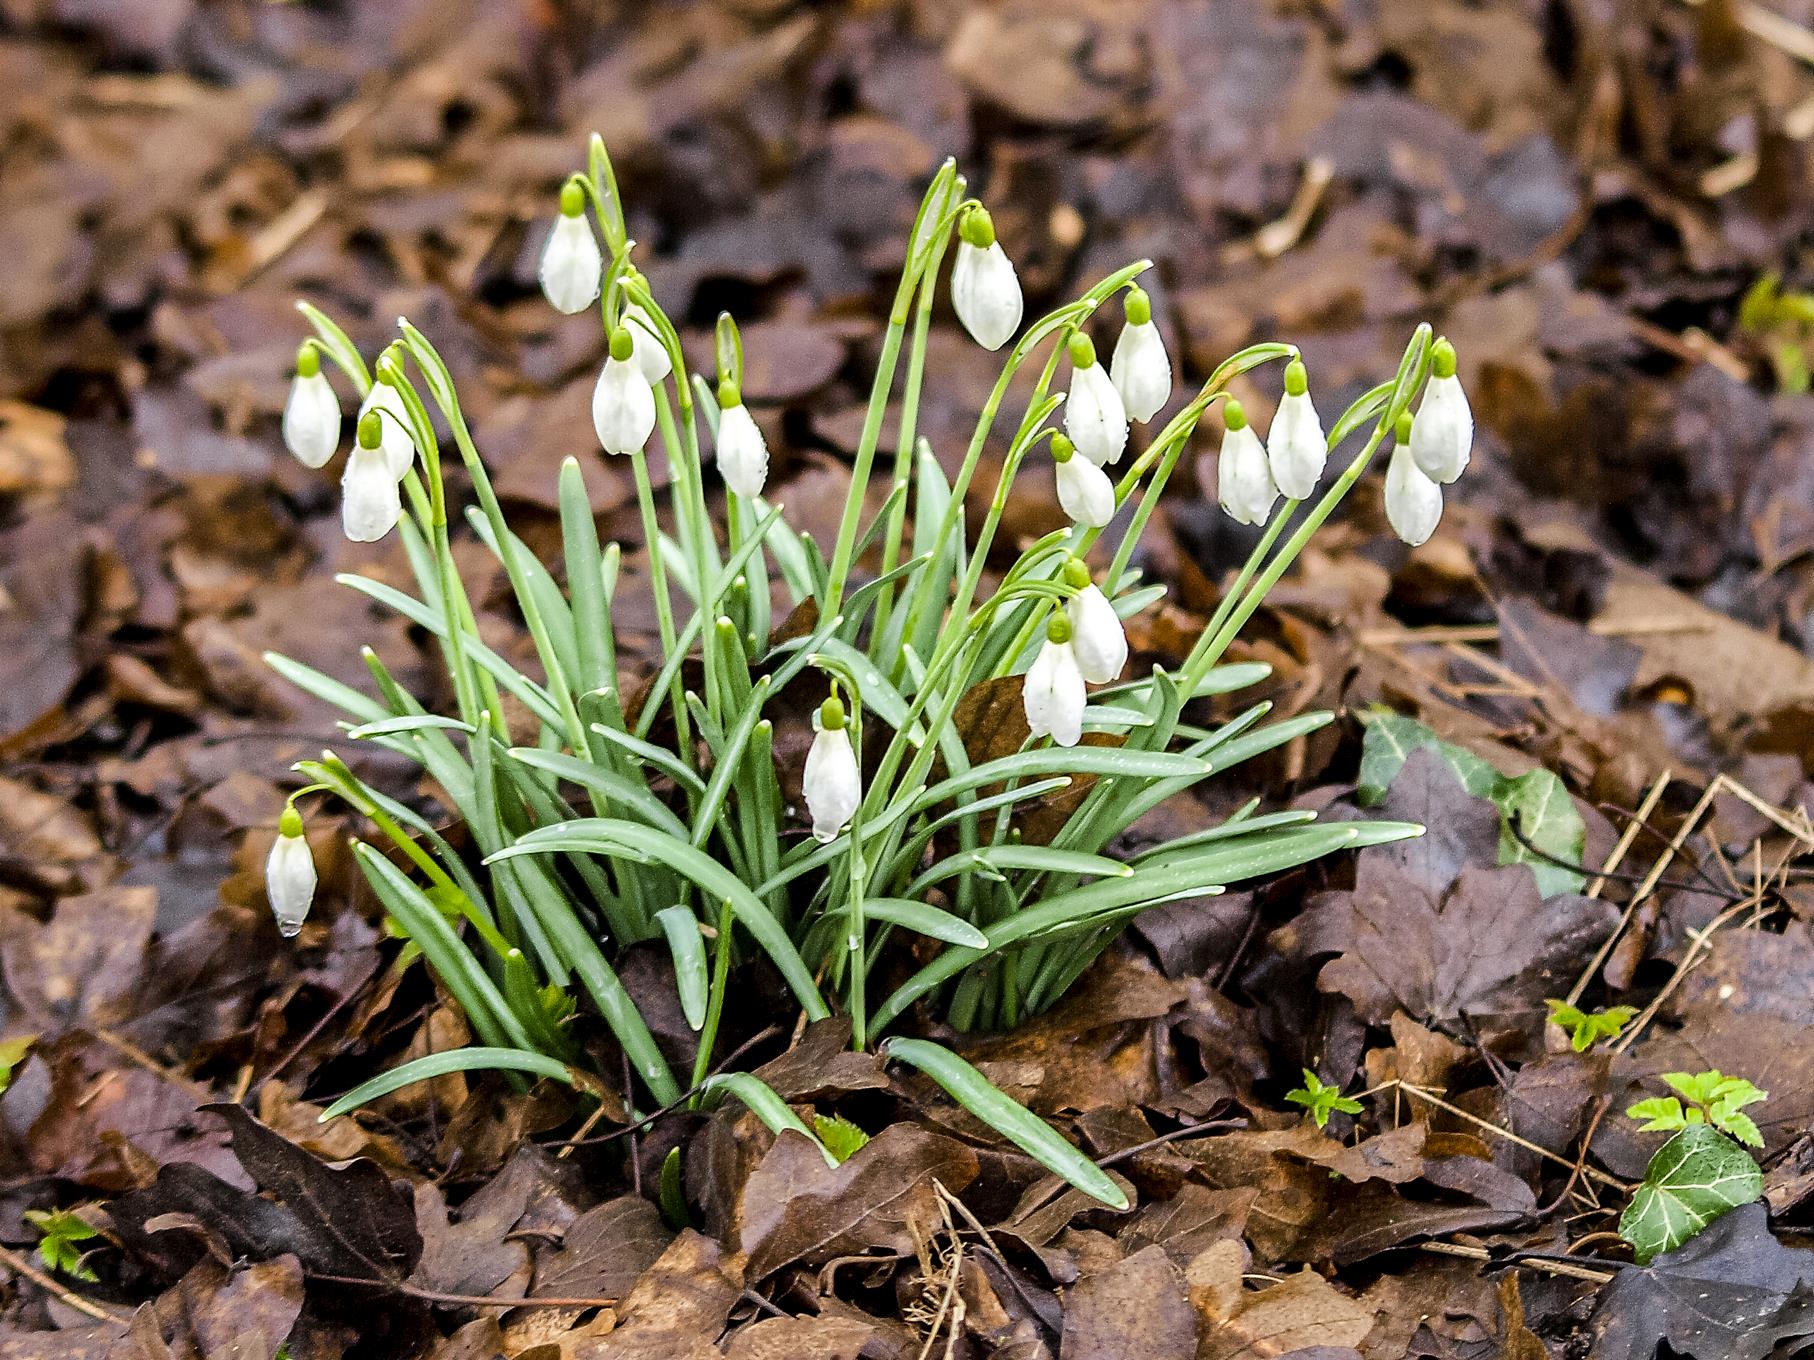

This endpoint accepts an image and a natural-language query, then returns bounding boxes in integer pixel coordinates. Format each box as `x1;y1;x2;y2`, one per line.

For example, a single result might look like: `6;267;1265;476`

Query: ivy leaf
1356;710;1496;805
1620;1125;1764;1265
1497;768;1586;897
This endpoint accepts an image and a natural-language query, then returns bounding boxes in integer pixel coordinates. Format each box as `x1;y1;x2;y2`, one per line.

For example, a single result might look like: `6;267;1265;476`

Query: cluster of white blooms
279;341;423;544
1022;558;1127;748
1386;339;1471;546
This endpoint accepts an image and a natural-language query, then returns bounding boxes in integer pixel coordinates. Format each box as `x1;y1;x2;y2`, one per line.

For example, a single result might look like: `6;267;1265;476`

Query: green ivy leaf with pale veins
1620;1125;1763;1265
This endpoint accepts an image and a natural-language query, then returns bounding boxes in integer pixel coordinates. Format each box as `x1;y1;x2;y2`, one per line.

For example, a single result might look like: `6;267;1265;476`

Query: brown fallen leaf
1188;1238;1374;1359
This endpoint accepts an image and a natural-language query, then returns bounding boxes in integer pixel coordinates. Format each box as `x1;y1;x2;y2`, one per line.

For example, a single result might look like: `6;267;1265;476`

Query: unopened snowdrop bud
343;410;402;542
1064;333;1128;467
1408;339;1472;484
1063;558;1127;685
1110;287;1172;423
539;182;603;316
951;205;1022;351
358;364;417;480
266;806;317;939
715;382;768;498
282;344;340;469
804;695;861;843
1385;411;1443;546
1266;358;1327;501
592;327;656;455
1052;432;1116;528
1216;400;1278;527
1025;613;1087;748
622;301;672;383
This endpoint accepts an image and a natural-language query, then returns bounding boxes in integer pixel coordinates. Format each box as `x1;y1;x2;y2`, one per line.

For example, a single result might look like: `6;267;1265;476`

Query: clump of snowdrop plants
269;138;1460;1206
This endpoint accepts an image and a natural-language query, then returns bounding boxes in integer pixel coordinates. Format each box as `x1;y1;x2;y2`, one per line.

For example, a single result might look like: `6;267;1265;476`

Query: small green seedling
1738;272;1814;393
1626;1070;1769;1148
25;1208;99;1282
0;1034;33;1097
1545;1000;1637;1053
1286;1070;1364;1128
812;1113;871;1164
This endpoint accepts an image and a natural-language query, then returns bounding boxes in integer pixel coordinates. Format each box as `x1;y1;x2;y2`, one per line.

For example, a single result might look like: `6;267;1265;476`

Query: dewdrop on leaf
266;806;317;938
342;409;403;542
804;695;861;843
1385;411;1443;545
1109;287;1171;423
592;326;656;455
282;343;340;469
1216;399;1278;527
539;182;603;316
715;382;769;498
950;205;1022;352
1064;332;1128;467
1266;357;1327;501
1024;612;1087;748
1052;432;1116;528
1063;557;1127;685
1408;339;1472;484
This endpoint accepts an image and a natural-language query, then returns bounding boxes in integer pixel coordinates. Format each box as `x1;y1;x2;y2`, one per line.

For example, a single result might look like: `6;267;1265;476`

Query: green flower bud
819;694;847;731
1050;432;1076;463
357;409;384;449
1284;357;1308;397
1223;398;1248;432
1124;287;1152;327
296;343;321;379
1395;410;1414;442
559;179;586;218
1061;556;1092;590
609;326;635;363
958;204;996;250
717;379;743;409
279;805;304;838
1067;332;1097;369
1431;338;1458;379
1046;612;1074;645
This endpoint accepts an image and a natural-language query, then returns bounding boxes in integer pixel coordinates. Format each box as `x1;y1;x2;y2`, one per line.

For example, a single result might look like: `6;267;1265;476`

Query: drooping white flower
342;410;402;542
1109;287;1171;423
804;696;861;843
282;345;340;469
1266;358;1327;501
1064;333;1128;467
538;185;602;315
1385;442;1443;547
266;806;317;938
950;206;1022;351
1024;616;1087;748
1216;400;1278;527
592;327;656;455
622;301;672;384
716;385;768;498
1408;340;1472;484
1052;433;1116;528
1064;563;1127;685
358;375;416;480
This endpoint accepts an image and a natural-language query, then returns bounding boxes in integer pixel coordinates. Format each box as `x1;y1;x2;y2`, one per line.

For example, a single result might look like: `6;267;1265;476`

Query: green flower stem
688;896;736;1099
823;288;913;618
628;445;695;772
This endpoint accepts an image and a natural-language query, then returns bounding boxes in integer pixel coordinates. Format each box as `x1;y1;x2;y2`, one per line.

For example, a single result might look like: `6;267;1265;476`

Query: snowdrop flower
282;343;340;469
342;410;403;543
622;301;672;384
950;205;1021;351
538;181;602;316
1216;399;1278;527
1266;357;1326;501
592;326;656;455
1408;339;1472;484
1024;613;1087;748
1110;287;1171;423
1052;433;1116;528
1385;413;1443;546
1063;557;1127;685
266;805;317;939
358;369;416;480
1064;333;1128;467
804;694;861;843
715;381;768;498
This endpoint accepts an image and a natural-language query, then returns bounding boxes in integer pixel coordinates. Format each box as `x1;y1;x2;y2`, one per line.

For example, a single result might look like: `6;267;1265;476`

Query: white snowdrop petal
538;213;603;316
1385;445;1444;546
804;727;861;843
1110;320;1172;423
623;303;673;383
282;371;340;469
342;444;402;542
951;241;1023;351
1408;374;1473;484
1067;585;1127;685
1055;455;1117;528
1024;639;1086;748
1266;390;1327;501
717;403;769;498
266;831;317;938
358;383;417;480
1065;364;1129;467
1217;424;1278;527
592;356;657;455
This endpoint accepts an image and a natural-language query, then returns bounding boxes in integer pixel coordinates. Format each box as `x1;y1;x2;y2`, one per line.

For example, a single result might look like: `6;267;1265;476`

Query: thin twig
1393;1082;1628;1192
0;1244;133;1324
1418;1240;1614;1285
305;1272;615;1310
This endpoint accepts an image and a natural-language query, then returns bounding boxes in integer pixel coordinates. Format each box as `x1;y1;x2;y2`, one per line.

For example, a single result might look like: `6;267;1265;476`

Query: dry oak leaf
1188;1239;1373;1359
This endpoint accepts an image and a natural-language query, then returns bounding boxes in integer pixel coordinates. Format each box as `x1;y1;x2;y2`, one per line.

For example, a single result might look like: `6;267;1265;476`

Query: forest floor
5;0;1814;1356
